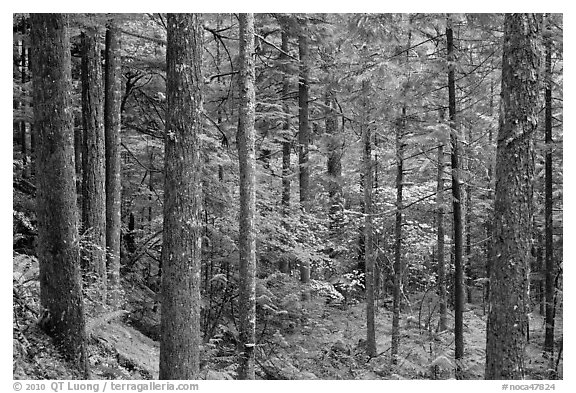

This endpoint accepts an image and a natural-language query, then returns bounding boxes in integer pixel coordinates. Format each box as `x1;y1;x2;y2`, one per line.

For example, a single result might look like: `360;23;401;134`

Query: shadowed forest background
12;13;563;380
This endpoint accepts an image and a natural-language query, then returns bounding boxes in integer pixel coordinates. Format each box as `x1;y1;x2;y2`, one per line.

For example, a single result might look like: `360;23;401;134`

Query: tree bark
485;13;542;380
30;13;89;377
437;111;448;332
237;13;257;380
104;21;122;309
447;15;465;376
81;26;107;307
326;92;343;235
391;112;404;364
465;127;473;304
159;13;203;380
322;46;343;236
281;29;291;213
543;15;555;357
363;103;377;357
485;81;495;312
20;18;30;179
296;18;312;288
298;19;310;211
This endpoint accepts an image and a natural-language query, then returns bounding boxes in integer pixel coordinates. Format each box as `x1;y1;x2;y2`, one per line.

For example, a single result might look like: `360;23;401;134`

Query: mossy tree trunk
159;13;203;380
362;79;376;357
485;13;542;380
543;14;555;357
298;18;310;211
447;14;465;377
237;13;257;380
81;25;107;307
437;110;448;332
281;29;292;214
104;21;122;309
30;13;89;377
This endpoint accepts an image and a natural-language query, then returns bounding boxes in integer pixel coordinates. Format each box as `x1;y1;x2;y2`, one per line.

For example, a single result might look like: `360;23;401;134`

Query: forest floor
13;252;563;380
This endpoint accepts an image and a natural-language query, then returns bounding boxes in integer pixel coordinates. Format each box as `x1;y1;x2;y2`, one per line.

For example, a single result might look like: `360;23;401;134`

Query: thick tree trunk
485;13;542;380
543;16;555;357
437;112;447;331
447;15;465;376
30;13;89;377
298;20;310;211
237;13;257;380
362;82;376;357
81;26;107;307
104;22;122;309
159;13;203;380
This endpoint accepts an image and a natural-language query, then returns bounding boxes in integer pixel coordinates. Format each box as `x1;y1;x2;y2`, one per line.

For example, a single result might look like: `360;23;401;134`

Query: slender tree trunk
536;233;545;316
29;42;36;169
543;16;555;357
20;18;30;179
81;26;107;307
237;13;257;380
148;150;154;232
125;211;136;255
322;45;343;235
447;15;465;376
362;81;376;357
485;13;542;380
391;113;404;364
326;91;343;234
281;29;291;213
298;19;310;211
30;13;89;377
485;81;495;312
75;122;83;198
437;111;448;332
465;127;473;304
104;22;122;309
159;13;203;379
297;19;312;288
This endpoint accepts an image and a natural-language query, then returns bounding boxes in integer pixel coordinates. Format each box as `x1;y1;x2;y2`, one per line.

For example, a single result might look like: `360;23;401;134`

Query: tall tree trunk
281;29;291;213
104;22;122;309
437;110;448;332
543;15;555;357
297;19;311;288
362;81;376;357
447;15;465;376
30;13;89;377
326;92;343;234
75;121;83;198
159;13;203;379
465;127;473;303
20;18;30;179
148;150;154;232
298;19;310;211
485;81;495;312
485;13;542;380
237;13;257;380
322;45;343;236
81;26;107;308
391;112;404;364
